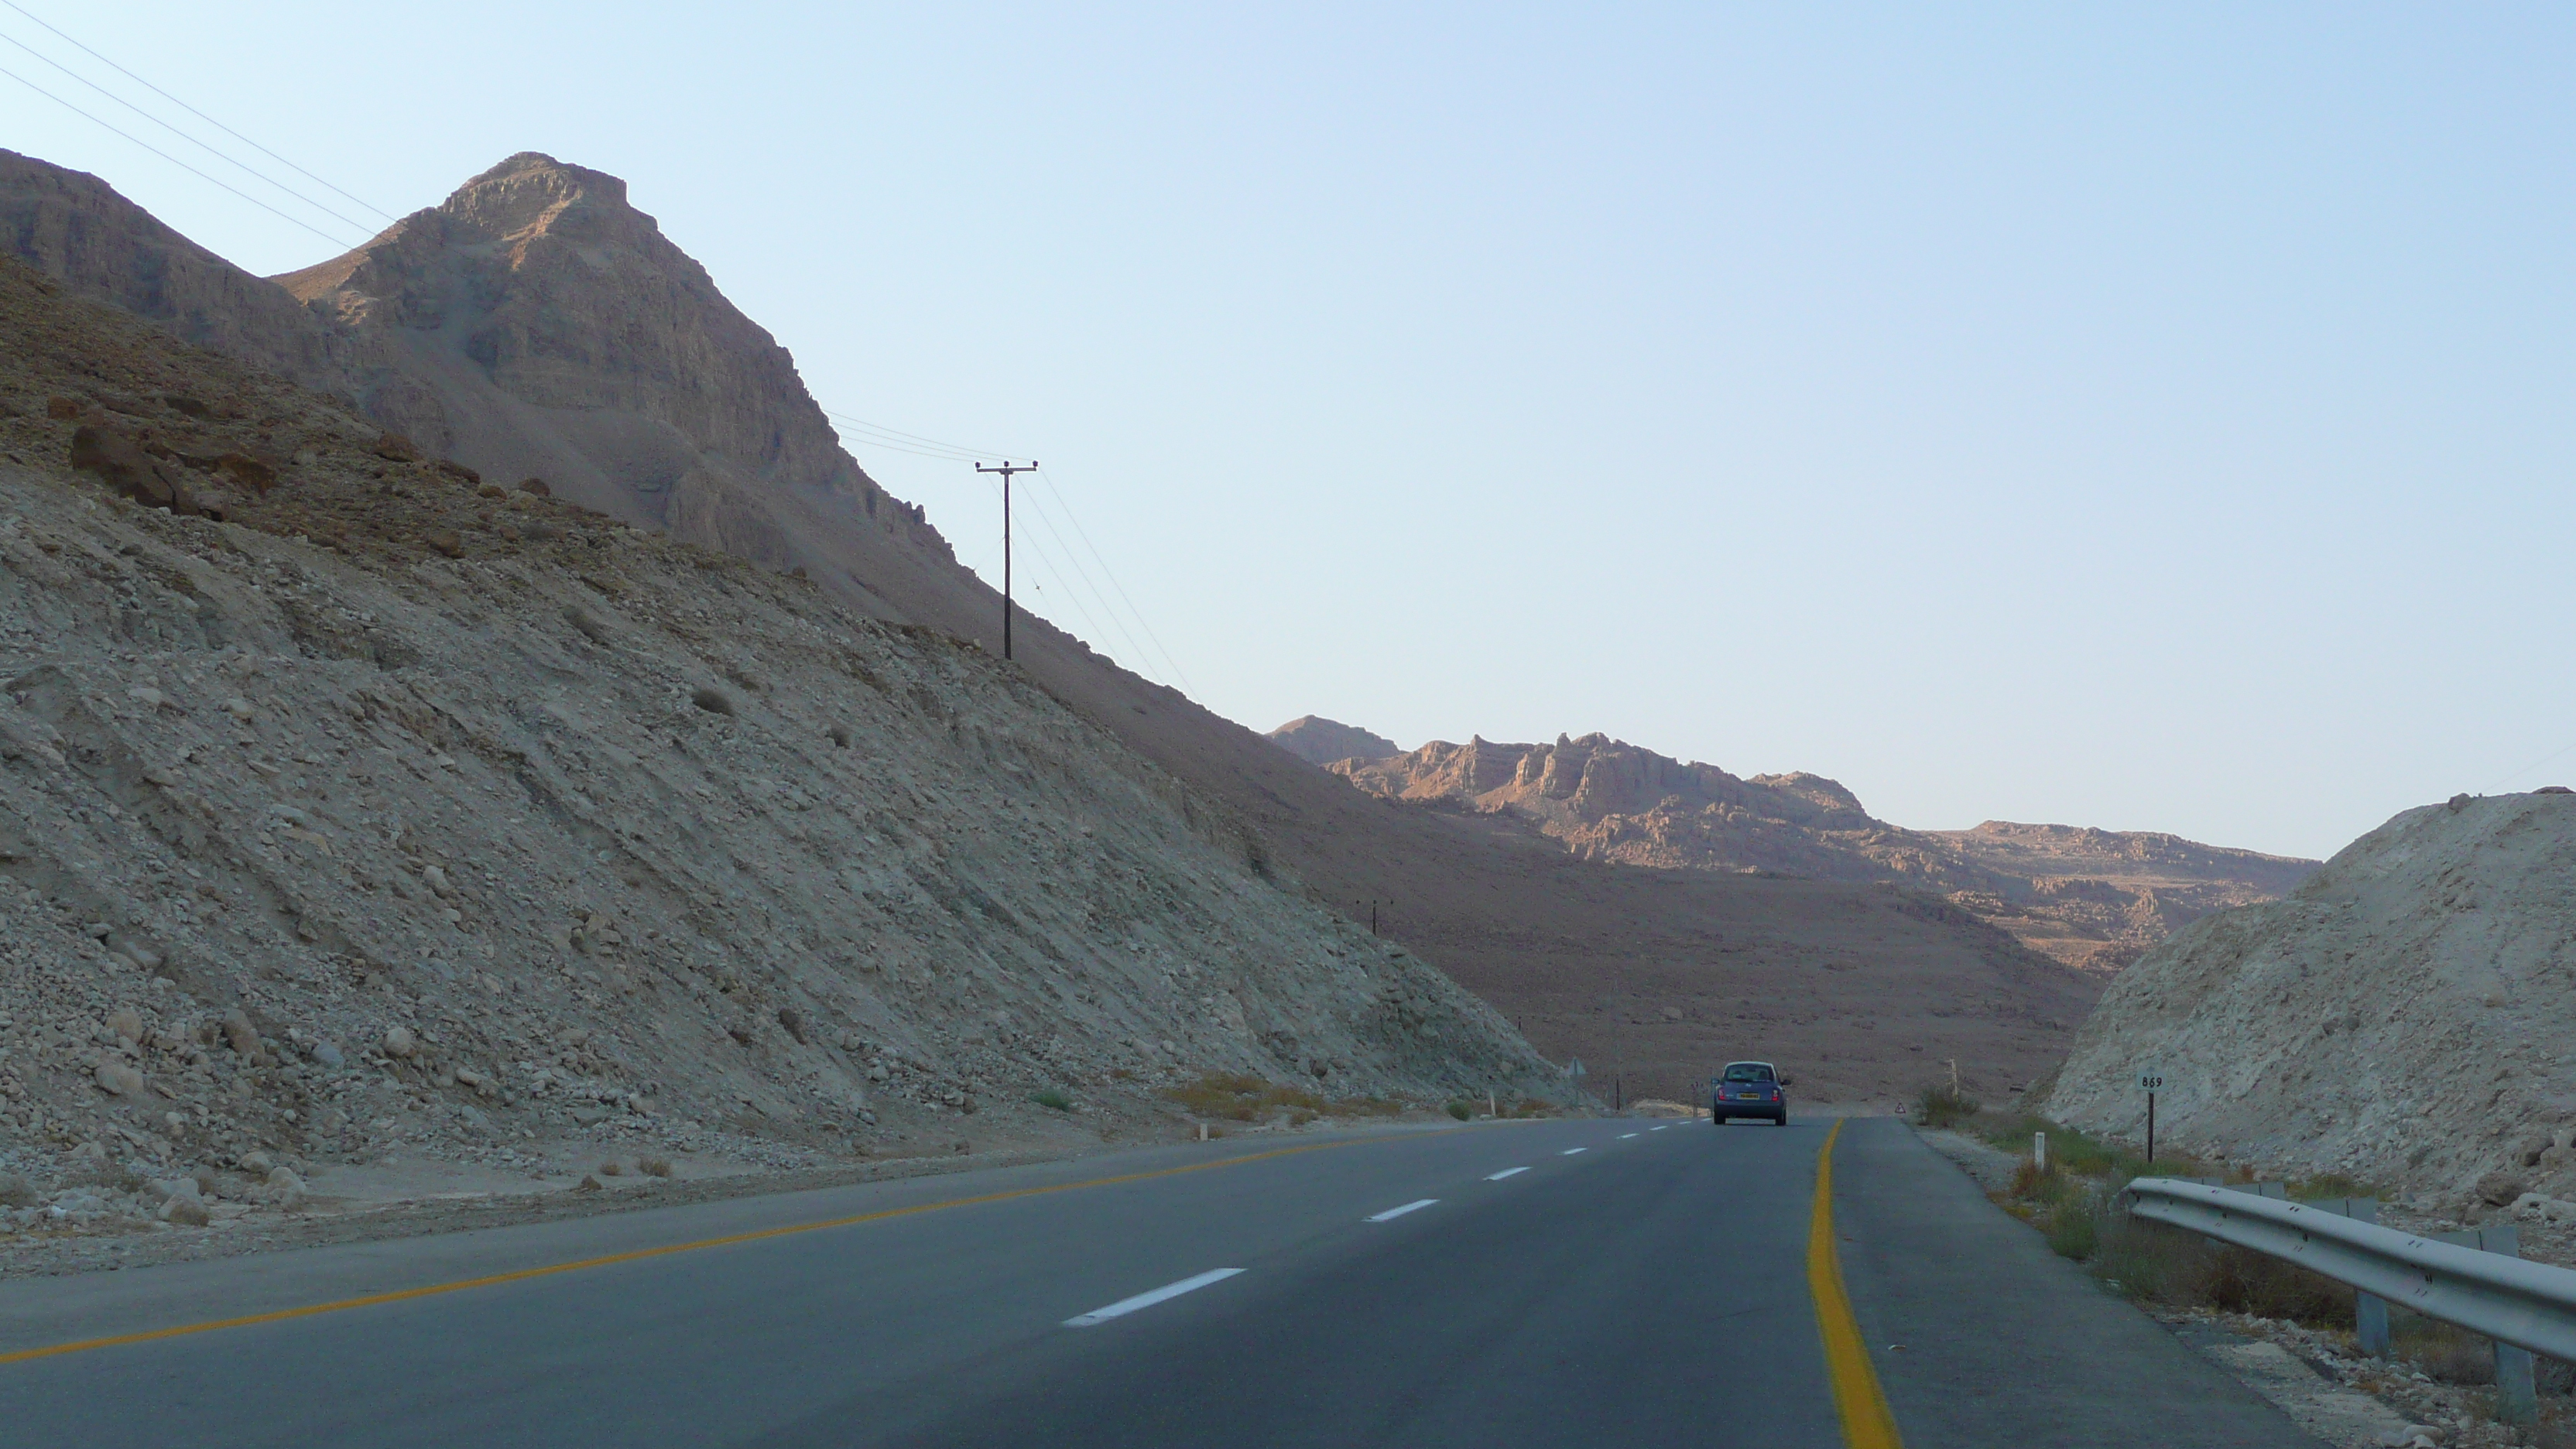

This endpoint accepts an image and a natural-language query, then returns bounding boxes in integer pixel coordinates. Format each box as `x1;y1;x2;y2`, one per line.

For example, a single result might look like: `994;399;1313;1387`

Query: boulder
213;452;275;494
104;1006;142;1041
382;1026;416;1059
94;1057;146;1097
70;424;200;515
2477;1170;2528;1208
219;1008;259;1057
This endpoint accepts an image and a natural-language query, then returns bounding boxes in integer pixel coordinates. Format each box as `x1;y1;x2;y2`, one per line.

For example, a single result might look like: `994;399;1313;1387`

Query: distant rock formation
1266;716;1401;768
1334;731;2316;972
2045;792;2576;1213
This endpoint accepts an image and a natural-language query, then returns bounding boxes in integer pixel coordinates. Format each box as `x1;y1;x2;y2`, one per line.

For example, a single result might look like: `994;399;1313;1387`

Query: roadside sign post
2137;1067;2166;1163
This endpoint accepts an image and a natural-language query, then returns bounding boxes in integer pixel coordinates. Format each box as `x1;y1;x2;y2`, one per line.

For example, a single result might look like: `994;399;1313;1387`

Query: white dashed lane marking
1064;1269;1244;1328
1619;1133;1639;1139
1485;1167;1529;1180
1365;1199;1439;1222
1560;1148;1586;1156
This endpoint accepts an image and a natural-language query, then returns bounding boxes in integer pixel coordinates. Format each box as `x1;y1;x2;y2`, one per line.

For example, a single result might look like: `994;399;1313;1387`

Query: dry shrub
637;1157;673;1178
1916;1082;1979;1129
1166;1071;1381;1122
2082;1211;2354;1327
2396;1314;2498;1385
598;1160;624;1177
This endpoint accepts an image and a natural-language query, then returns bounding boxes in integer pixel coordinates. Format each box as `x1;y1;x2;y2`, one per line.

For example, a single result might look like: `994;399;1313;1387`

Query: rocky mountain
0;149;2108;1112
1330;731;2315;972
0;254;1557;1221
2045;790;2576;1216
1266;716;1400;768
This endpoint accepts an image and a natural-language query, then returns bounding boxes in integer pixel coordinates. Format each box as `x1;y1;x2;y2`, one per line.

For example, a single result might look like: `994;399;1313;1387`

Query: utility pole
974;461;1038;659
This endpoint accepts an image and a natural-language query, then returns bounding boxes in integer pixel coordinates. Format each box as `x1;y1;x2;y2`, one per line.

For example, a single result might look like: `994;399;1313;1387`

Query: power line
963;468;1129;671
0;28;377;237
1038;467;1196;693
0;64;361;249
1014;481;1166;688
0;0;396;224
820;406;1196;691
2482;740;2576;794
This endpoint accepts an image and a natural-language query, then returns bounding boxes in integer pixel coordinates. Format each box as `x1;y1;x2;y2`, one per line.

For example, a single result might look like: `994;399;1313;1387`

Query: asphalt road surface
0;1115;2319;1447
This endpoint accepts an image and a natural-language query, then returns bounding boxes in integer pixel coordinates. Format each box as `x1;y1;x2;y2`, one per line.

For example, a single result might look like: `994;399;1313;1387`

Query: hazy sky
7;3;2570;859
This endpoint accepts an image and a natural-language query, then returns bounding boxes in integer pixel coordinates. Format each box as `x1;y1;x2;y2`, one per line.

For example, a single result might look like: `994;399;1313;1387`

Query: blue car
1711;1060;1789;1125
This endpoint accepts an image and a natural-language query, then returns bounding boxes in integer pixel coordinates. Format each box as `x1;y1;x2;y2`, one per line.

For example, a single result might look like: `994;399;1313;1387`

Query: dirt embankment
2047;790;2576;1218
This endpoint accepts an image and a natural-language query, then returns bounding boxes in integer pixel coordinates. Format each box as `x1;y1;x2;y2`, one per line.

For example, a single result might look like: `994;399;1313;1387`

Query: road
0;1115;2317;1447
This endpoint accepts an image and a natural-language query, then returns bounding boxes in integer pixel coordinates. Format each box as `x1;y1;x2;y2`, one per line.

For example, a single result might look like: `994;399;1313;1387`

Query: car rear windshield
1722;1064;1774;1083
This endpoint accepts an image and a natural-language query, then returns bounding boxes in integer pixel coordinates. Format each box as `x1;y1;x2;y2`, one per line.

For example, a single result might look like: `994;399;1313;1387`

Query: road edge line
1808;1118;1905;1449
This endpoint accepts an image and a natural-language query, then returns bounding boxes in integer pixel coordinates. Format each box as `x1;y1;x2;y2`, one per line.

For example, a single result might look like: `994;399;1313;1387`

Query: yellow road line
1807;1118;1904;1449
0;1131;1425;1368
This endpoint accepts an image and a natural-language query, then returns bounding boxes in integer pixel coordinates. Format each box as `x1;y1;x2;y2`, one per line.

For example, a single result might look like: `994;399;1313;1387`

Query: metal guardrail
2127;1177;2566;1420
2126;1177;2576;1358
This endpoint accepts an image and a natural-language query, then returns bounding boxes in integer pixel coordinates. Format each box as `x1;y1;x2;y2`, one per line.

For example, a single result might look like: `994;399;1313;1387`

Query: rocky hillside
1266;716;1400;768
0;149;2109;1112
0;255;1561;1224
1328;731;2314;973
2047;790;2576;1214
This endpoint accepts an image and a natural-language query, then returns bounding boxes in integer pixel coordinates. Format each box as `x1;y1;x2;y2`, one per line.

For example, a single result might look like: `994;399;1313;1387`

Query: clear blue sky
9;2;2570;860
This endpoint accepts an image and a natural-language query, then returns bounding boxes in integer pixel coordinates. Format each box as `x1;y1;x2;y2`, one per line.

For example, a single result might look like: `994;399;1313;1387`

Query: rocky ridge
1327;730;2315;972
0;255;1558;1249
1266;715;1400;768
2047;789;2576;1217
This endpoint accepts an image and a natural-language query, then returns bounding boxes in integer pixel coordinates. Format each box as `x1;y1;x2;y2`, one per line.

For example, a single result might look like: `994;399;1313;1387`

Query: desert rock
2047;792;2576;1210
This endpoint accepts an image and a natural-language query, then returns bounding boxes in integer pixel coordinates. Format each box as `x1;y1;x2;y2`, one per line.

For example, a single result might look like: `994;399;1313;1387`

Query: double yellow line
1807;1117;1906;1448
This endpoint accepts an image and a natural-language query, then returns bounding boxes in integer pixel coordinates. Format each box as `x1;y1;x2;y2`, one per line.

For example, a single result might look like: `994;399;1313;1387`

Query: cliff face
1332;731;2315;973
2046;791;2576;1214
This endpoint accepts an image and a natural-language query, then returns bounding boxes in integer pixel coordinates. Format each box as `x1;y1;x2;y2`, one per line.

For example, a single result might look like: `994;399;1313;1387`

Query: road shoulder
1834;1116;2321;1447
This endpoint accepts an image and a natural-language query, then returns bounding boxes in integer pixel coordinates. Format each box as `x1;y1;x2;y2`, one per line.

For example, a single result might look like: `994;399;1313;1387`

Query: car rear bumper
1711;1101;1786;1122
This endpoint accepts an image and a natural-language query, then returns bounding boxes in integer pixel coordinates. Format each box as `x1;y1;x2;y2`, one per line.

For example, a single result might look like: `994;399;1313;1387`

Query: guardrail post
2437;1225;2538;1425
2338;1199;2392;1360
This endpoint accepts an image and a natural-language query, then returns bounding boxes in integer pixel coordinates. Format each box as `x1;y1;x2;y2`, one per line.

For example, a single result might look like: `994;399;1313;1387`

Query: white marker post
2033;1131;2048;1173
2137;1067;2167;1163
